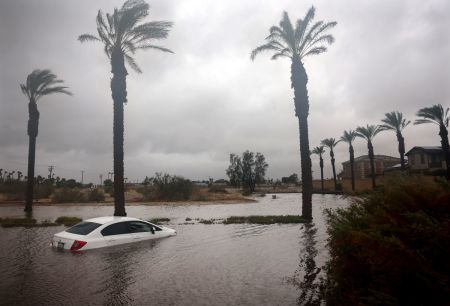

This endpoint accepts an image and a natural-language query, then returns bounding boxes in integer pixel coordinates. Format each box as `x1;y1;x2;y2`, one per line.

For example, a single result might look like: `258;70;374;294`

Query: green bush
52;188;86;203
322;177;450;305
137;173;193;201
87;188;105;202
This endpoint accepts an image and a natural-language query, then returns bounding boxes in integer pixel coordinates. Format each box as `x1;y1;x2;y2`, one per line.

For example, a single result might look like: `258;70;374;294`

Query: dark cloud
1;0;449;182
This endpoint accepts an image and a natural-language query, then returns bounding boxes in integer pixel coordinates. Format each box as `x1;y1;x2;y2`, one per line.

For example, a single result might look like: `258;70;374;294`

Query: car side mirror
150;227;155;234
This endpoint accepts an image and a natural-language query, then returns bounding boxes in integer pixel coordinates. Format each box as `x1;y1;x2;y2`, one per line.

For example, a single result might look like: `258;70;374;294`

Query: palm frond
415;104;449;127
136;44;174;53
321;137;340;149
340;130;356;144
302;46;327;58
294;6;315;47
251;43;283;60
20;69;71;101
78;34;100;43
356;125;383;141
124;54;142;73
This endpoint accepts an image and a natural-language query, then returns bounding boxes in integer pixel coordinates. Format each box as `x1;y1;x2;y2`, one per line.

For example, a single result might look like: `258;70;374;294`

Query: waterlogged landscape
0;194;348;305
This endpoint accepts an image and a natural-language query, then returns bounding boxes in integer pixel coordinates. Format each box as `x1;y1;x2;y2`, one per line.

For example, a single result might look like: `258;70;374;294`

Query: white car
52;216;176;251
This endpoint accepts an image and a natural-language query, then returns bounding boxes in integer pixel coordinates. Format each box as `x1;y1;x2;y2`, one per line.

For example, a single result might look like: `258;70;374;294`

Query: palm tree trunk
291;57;312;220
368;140;376;188
111;50;127;216
25;101;39;213
319;155;324;193
397;132;406;171
438;125;450;180
330;149;337;191
349;145;355;191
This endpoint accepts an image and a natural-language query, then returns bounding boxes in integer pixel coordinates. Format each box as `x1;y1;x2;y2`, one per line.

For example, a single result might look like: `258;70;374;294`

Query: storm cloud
1;0;449;183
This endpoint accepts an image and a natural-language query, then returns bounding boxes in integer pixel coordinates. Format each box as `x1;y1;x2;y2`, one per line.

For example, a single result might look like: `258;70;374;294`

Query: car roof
84;216;143;225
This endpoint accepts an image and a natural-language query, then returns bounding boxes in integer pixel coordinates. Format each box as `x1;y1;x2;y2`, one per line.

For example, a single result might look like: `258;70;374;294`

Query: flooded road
0;194;348;306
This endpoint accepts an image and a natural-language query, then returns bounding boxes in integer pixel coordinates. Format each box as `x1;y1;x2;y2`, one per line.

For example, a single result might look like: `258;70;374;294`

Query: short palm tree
415;104;450;179
380;111;410;170
340;130;357;191
321;138;340;191
79;0;173;216
356;125;383;188
20;69;71;213
311;146;326;193
251;7;336;220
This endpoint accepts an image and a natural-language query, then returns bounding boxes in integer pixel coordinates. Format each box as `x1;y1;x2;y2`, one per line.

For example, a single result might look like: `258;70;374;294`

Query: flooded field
0;194;348;306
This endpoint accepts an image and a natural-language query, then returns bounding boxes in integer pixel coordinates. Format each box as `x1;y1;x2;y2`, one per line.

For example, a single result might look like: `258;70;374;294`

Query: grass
149;218;170;224
55;216;82;227
223;215;307;224
0;217;58;227
198;218;217;224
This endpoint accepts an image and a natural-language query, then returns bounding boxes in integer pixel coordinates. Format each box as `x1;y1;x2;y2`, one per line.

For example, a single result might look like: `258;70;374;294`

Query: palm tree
20;69;71;213
79;0;173;216
251;7;336;220
356;125;383;188
380;111;410;170
311;146;326;193
321;138;340;191
415;104;450;179
340;130;357;191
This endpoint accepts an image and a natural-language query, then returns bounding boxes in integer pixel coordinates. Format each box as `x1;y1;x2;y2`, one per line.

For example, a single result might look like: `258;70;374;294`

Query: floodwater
0;194;348;306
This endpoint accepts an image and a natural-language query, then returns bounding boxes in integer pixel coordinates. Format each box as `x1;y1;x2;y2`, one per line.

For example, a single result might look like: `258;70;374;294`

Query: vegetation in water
55;216;83;227
223;215;307;224
321;177;450;305
149;218;170;224
0;217;58;227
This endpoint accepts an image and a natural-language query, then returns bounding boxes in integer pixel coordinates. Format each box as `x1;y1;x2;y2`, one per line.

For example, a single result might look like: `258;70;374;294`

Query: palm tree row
314;104;450;192
21;0;173;215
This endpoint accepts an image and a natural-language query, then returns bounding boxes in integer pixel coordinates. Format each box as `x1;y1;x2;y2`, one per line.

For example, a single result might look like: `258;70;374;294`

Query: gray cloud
1;0;449;182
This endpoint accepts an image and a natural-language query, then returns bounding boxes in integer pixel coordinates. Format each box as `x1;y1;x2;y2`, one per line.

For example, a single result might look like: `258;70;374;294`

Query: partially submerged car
52;216;176;251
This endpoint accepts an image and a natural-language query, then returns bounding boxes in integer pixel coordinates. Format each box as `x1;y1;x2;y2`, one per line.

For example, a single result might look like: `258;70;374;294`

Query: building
340;155;401;180
405;146;447;174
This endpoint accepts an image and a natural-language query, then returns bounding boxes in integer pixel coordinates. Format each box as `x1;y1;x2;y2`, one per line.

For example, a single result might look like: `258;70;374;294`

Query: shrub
208;185;228;193
137;173;193;201
322;177;450;305
52;188;86;203
223;215;306;224
87;188;105;202
149;218;170;224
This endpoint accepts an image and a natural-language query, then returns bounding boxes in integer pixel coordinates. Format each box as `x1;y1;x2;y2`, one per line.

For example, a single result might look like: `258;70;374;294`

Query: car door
101;222;134;246
127;221;157;242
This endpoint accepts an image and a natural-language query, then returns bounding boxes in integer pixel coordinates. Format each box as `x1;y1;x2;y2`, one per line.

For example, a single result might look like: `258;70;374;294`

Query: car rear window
66;222;102;235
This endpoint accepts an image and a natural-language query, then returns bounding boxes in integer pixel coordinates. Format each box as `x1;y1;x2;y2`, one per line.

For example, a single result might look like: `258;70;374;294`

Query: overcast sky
1;0;449;183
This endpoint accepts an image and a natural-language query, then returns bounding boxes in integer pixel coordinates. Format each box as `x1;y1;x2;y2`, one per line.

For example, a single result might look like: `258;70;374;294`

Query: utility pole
99;174;103;186
48;165;55;179
81;170;84;185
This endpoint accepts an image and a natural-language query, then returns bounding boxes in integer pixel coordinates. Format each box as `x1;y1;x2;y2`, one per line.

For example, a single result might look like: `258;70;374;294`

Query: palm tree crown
381;111;410;133
356;125;383;141
414;104;449;128
20;69;72;101
321;137;340;149
312;146;325;155
251;7;336;61
78;0;173;73
340;130;357;145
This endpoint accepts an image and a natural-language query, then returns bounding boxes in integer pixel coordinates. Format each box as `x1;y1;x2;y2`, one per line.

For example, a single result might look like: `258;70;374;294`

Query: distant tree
380;111;410;170
356;125;384;188
254;153;269;184
79;0;173;216
226;153;243;188
312;146;326;193
281;173;299;184
340;130;357;191
251;7;336;220
241;151;256;192
321;138;340;191
415;104;450;180
20;69;71;213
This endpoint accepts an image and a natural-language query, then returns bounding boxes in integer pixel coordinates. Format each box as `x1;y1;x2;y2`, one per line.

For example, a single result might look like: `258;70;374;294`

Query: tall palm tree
415;104;450;179
356;125;383;188
251;7;336;220
79;0;173;216
321;138;340;191
20;69;71;213
340;130;357;191
380;111;410;170
311;146;326;193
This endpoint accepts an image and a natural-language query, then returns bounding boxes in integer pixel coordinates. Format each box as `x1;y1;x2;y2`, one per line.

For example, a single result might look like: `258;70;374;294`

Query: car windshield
66;222;102;235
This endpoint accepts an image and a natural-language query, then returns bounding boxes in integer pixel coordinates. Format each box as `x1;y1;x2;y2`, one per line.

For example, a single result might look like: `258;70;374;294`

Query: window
127;221;153;233
101;222;131;236
420;154;425;164
66;222;101;235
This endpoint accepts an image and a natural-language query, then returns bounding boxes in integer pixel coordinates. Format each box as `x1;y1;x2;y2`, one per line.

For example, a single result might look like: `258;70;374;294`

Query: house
340;155;401;180
405;146;447;174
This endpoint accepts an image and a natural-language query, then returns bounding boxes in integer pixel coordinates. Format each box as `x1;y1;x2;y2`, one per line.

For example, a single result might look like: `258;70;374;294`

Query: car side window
101;222;131;236
127;221;153;233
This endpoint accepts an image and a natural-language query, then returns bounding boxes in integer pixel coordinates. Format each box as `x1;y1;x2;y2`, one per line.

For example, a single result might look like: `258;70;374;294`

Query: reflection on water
0;194;348;306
